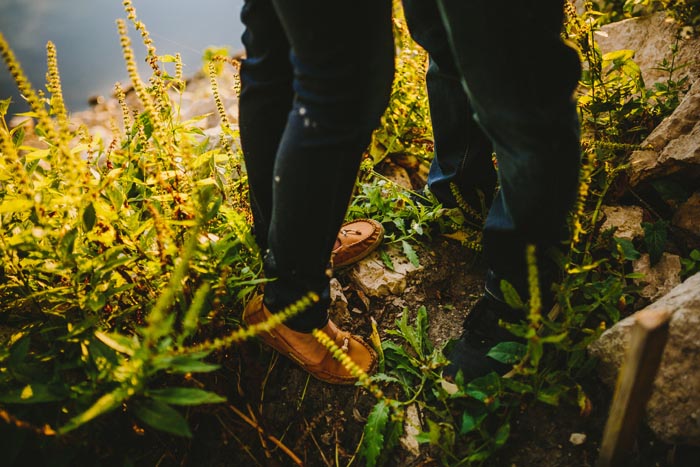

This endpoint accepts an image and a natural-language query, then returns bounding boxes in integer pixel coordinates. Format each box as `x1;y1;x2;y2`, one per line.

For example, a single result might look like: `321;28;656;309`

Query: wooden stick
597;308;672;467
228;404;304;466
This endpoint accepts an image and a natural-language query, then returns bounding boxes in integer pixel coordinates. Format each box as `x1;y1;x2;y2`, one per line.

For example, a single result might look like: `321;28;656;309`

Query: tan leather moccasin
331;218;384;269
242;295;377;385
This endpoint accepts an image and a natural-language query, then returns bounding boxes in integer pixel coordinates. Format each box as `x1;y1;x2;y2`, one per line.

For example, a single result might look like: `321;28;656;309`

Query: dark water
0;0;244;115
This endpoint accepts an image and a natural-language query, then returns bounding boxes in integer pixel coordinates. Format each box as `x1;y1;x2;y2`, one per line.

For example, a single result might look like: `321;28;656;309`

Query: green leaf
382;341;422;379
459;412;486;434
0;199;34;213
95;331;138;356
155;354;220;373
180;283;211;342
500;280;524;310
148;387;225;406
11;125;25;147
377;416;404;467
643;220;668;266
380;250;395;271
536;386;562;406
401;240;420;267
0;98;10;117
529;339;544;369
360;400;389;467
415;418;442;446
8;335;30;367
602;49;635;63
83;202;96;232
502;378;533;394
0;384;64;404
411;220;423;236
615;238;640;261
465;373;500;402
86;291;108;313
416;305;431;354
487;341;526;365
138;112;154;140
132;399;192;437
467;450;492;463
96;246;136;273
370;373;401;385
494;421;510;447
395;308;422;357
60;228;78;256
539;332;568;344
59;387;130;434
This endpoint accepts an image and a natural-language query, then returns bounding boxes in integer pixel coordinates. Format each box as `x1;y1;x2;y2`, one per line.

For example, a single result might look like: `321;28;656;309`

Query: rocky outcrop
595;12;700;86
593;12;700;303
628;78;700;187
590;12;700;190
589;272;700;445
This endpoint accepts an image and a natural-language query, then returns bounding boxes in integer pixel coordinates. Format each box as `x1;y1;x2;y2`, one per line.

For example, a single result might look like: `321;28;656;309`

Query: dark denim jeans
403;0;497;213
403;0;582;302
239;0;394;331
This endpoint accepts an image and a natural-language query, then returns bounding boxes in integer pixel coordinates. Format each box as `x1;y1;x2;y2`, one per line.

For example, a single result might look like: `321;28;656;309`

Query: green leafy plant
681;249;700;278
348;1;482;268
368;1;433;167
0;0;320;442
361;304;529;466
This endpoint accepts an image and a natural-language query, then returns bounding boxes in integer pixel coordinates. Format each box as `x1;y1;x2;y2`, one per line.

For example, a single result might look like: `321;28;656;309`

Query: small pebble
569;433;587;445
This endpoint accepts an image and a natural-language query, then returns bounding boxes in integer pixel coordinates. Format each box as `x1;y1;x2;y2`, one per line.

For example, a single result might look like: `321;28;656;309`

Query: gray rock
591;12;700;188
379;161;413;190
348;246;421;297
399;404;422;460
596;12;700;87
600;205;645;240
589;272;700;445
632;253;682;301
629;78;700;186
569;433;587;446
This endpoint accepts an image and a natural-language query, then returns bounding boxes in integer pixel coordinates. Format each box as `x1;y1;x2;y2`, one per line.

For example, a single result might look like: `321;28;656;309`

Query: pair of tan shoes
243;219;383;385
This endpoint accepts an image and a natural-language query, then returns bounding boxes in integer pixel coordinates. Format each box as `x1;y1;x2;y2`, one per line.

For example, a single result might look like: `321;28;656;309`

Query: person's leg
239;0;394;384
437;0;581;303
402;0;496;213
238;0;386;273
260;0;394;331
239;0;293;251
436;0;581;380
239;0;394;329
